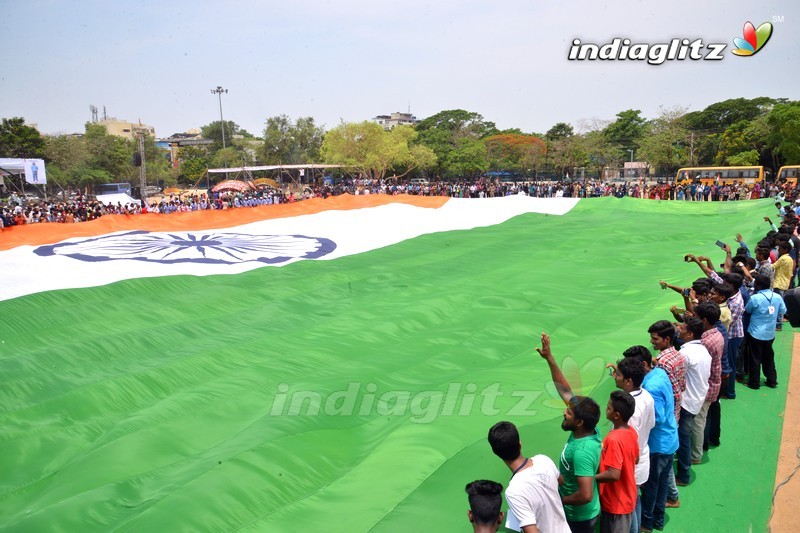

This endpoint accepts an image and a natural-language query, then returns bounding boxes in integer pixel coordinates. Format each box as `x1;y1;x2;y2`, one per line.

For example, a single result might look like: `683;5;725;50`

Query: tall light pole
211;86;228;149
628;149;634;162
211;86;229;180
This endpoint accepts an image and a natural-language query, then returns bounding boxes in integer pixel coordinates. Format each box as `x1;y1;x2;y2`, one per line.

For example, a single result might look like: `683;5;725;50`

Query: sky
1;0;798;138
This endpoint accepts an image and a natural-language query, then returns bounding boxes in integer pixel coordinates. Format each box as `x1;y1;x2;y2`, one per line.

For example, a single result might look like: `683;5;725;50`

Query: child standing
595;390;639;533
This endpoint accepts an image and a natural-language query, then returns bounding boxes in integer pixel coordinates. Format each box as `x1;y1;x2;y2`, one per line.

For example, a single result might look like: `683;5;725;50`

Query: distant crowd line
1;178;795;230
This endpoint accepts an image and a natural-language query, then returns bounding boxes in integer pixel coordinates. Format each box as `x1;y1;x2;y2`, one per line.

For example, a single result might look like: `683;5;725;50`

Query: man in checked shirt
691;302;727;463
647;321;686;427
647;320;687;501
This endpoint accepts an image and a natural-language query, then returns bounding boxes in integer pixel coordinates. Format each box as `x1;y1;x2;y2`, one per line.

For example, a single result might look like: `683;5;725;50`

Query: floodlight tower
211;86;228;149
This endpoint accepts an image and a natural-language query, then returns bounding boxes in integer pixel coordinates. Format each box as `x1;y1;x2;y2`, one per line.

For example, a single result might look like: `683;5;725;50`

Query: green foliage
636;107;692;174
414;109;495;179
200;120;251;152
177;146;210;184
545;122;574;141
0;117;45;158
767;102;800;164
684;97;778;131
725;150;760;166
13;98;798;189
211;147;246;169
322;122;436;180
603;109;647;152
444;137;488;179
262;115;324;164
715;121;750;165
580;130;624;176
44;135;90;189
84;123;132;183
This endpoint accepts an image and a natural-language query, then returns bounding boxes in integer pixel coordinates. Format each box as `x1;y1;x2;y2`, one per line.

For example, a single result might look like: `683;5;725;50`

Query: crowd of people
0;189;296;229
3;177;794;231
309;177;783;201
465;203;798;532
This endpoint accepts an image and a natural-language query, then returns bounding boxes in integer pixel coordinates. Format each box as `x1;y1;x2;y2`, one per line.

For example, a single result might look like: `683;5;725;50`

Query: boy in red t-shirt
595;390;639;533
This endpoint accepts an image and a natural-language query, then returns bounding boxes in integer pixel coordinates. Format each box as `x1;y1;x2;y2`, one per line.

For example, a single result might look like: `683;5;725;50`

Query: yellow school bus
777;165;800;186
675;166;764;186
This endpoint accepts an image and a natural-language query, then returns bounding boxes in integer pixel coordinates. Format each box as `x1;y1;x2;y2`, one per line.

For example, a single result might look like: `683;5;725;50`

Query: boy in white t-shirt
488;421;571;533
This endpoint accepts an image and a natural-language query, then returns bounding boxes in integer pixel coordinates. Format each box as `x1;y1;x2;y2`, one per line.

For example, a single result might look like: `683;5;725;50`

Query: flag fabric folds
0;195;774;531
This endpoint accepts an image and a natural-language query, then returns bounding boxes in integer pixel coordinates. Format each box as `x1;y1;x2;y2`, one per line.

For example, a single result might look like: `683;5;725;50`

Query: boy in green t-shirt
537;333;602;533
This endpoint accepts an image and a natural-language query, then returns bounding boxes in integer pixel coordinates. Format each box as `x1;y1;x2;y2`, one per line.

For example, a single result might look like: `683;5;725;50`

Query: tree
321;122;436;180
177;145;210;184
200;120;252;152
444;137;488;179
725;150;760;166
684;97;778;131
83;123;132;185
485;133;547;177
0;117;45;158
414;109;496;178
547;135;586;179
262;115;324;164
545;122;574;141
579;130;624;178
767;102;800;165
715;120;750;165
603;109;647;153
636;106;691;174
211;147;246;170
44;135;90;190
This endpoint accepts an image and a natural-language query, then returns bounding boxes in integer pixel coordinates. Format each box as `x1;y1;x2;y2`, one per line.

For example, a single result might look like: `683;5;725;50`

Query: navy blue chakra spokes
34;230;337;265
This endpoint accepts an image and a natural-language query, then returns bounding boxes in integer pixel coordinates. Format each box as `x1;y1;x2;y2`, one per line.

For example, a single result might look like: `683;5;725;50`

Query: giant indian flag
0;195;780;531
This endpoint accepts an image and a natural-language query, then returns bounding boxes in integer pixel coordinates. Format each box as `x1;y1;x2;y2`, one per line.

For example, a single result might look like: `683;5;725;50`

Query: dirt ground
769;333;800;532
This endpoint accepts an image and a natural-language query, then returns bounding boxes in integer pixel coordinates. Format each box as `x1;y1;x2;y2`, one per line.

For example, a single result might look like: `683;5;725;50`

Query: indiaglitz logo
568;20;773;64
731;21;773;56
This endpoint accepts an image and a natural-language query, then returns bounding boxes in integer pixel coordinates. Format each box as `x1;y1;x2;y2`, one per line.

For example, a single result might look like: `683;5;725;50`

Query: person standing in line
595;391;639;533
607;356;655;533
674;318;711;486
488;421;571;533
536;333;602;533
745;274;787;389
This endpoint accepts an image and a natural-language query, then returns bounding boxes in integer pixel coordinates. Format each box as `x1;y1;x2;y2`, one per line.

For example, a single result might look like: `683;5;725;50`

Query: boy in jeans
595;391;639;533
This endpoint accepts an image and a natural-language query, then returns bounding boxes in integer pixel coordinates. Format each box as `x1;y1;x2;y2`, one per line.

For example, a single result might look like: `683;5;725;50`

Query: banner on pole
25;159;47;184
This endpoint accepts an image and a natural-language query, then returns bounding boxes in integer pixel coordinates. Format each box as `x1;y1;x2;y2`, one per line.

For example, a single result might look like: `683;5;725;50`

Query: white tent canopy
206;164;343;173
96;193;141;206
0;157;47;184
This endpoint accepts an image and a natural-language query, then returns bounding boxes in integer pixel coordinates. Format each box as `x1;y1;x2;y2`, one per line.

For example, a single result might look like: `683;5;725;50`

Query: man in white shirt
675;317;711;486
488;421;571;533
611;354;655;533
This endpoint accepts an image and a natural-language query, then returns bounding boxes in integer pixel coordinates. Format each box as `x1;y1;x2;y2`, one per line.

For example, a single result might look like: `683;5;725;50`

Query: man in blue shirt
621;345;678;533
744;273;786;389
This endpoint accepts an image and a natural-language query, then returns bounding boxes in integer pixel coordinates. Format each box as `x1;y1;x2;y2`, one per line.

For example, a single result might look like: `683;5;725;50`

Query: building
96;118;156;139
372;111;419;130
159;130;211;169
